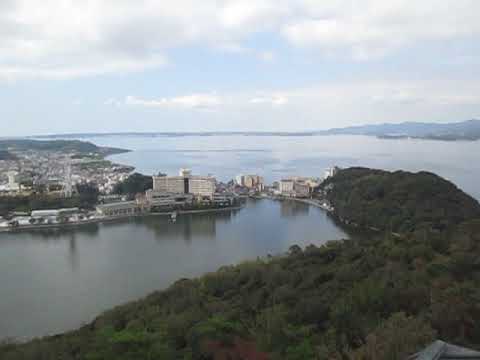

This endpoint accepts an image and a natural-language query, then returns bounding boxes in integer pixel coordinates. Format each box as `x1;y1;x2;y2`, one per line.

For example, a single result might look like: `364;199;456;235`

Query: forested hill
321;167;480;234
2;169;480;359
0;139;128;157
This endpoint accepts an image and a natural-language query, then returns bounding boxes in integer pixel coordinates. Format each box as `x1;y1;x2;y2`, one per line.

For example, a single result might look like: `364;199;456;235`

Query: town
0;147;340;231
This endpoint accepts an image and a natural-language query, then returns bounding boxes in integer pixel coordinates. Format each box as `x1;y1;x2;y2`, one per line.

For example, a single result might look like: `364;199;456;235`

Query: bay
1;134;479;341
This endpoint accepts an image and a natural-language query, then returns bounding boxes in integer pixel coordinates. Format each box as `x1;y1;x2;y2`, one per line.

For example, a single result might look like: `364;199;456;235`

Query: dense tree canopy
321;167;480;234
112;173;153;196
2;168;480;359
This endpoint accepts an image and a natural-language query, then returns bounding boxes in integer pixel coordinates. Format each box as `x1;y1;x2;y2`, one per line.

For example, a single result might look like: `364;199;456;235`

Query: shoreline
252;194;334;213
0;205;244;233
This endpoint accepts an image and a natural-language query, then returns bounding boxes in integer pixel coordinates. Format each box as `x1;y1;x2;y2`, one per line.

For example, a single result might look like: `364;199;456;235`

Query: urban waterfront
1;134;480;341
103;134;480;200
0;198;346;340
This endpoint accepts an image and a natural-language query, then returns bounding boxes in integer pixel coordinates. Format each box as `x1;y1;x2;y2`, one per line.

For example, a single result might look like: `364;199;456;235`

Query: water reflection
0;199;347;340
280;200;310;218
68;236;78;271
145;210;241;242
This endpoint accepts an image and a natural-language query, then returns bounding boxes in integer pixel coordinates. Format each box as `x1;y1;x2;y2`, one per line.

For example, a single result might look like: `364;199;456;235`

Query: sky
1;0;480;136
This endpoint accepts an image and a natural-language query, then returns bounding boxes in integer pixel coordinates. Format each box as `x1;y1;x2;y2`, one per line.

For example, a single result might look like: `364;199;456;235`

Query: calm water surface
2;134;479;340
103;135;480;199
0;199;346;340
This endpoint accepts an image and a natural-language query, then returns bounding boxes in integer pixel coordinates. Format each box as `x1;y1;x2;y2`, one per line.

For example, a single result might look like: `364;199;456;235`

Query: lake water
103;134;480;199
0;199;346;340
1;134;479;340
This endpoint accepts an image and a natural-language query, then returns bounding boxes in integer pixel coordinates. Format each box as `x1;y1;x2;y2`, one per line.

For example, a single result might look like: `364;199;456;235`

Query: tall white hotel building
152;169;216;198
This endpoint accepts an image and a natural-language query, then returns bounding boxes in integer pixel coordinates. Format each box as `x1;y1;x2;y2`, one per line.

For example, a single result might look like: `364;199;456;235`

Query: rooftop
409;340;480;359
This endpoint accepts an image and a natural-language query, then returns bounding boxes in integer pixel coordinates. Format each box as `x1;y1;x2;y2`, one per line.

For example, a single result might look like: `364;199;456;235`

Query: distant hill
321;167;480;234
0;139;129;157
31;119;480;141
316;119;480;140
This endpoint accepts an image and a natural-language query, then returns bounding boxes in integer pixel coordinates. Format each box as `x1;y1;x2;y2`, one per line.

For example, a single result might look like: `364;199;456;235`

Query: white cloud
250;95;288;106
114;78;480;114
125;93;223;110
2;0;479;80
284;0;480;59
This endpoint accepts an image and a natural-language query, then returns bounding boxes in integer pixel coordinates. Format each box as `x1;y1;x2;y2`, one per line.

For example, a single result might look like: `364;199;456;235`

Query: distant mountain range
29;119;480;141
315;119;480;141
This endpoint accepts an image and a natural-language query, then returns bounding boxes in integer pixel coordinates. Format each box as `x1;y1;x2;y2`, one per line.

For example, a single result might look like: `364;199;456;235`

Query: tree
76;183;100;209
350;312;436;360
113;173;153;196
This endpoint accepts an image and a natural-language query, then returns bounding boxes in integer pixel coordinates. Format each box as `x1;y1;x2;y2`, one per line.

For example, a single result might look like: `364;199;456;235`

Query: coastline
251;194;334;213
0;205;244;233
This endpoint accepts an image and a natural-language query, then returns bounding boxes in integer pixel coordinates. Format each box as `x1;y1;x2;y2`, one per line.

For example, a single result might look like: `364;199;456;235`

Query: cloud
125;93;223;110
113;78;480;114
284;0;480;59
2;1;479;80
250;95;288;106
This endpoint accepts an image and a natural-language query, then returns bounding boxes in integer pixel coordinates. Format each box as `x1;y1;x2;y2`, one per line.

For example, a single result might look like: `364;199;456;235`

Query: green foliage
0;195;79;216
3;168;480;359
322;167;480;234
350;312;436;360
0;139;127;156
113;173;153;196
0;184;99;216
76;183;100;209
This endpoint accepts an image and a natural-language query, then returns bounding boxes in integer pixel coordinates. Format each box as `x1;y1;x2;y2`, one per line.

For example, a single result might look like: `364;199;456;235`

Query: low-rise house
145;190;194;209
96;201;144;217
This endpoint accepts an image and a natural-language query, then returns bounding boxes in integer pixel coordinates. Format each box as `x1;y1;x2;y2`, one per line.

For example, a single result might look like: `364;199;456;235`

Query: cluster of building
235;174;264;191
271;167;339;198
0;149;133;197
96;169;237;217
95;167;342;217
0;208;95;229
276;177;321;198
0;165;342;230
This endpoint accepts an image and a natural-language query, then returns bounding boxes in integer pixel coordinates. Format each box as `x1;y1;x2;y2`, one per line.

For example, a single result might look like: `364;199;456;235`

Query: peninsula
2;168;480;359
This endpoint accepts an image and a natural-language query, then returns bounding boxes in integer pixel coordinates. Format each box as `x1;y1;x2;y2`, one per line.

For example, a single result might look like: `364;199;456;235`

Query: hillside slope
321;167;480;234
2;168;480;359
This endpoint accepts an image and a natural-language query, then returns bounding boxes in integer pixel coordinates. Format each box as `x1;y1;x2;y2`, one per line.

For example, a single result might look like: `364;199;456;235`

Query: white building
31;208;79;218
189;176;216;197
96;201;143;217
324;166;340;179
235;174;264;190
145;190;194;207
153;176;186;194
279;178;313;198
152;169;216;198
279;179;295;194
0;171;20;193
235;175;244;186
